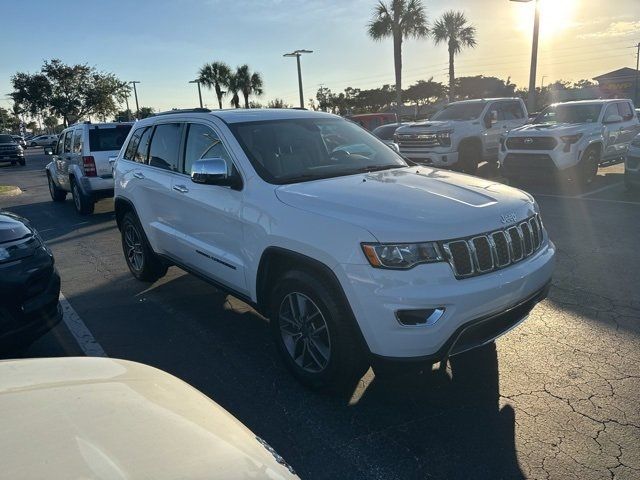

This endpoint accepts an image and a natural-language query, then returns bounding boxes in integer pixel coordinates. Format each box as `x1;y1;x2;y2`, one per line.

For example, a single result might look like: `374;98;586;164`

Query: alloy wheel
124;223;145;272
48;176;55;198
72;183;82;211
278;292;331;373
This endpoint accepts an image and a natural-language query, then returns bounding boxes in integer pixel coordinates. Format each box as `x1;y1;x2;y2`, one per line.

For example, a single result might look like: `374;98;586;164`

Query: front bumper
335;239;555;359
79;175;115;197
399;148;459;167
0;268;63;350
0;151;24;162
499;145;582;177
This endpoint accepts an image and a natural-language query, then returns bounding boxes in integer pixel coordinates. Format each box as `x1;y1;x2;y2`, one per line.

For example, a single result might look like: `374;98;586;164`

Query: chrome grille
441;214;544;279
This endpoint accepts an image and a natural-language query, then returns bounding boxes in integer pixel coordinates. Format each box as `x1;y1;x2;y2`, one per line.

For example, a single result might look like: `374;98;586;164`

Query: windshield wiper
349;164;404;174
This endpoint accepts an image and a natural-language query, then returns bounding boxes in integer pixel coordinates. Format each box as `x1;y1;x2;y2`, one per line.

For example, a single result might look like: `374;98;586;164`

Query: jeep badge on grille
501;212;518;224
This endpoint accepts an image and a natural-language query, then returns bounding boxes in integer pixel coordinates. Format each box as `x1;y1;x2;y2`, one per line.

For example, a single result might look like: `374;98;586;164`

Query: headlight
560;133;582;152
362;242;443;269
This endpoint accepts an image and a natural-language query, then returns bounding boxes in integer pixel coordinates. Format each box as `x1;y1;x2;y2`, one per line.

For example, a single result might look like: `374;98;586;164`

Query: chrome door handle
173;185;189;193
133;172;145;179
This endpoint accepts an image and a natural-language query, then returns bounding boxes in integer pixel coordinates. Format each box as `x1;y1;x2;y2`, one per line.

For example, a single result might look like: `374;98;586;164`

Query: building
593;67;640;105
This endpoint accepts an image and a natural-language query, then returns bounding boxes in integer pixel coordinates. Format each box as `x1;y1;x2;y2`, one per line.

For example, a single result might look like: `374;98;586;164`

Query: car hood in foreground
0;357;298;480
275;167;536;242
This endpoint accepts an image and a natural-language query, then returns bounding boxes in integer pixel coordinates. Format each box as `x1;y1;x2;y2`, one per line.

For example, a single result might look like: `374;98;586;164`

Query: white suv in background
394;98;528;173
113;108;555;391
45;122;133;214
499;99;640;184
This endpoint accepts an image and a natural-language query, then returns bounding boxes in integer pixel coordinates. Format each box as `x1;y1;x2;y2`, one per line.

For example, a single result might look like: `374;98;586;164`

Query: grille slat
506;136;557;150
442;215;543;279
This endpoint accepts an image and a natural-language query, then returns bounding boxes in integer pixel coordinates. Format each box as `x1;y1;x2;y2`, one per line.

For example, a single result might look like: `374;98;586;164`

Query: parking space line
59;293;107;357
577;182;623;198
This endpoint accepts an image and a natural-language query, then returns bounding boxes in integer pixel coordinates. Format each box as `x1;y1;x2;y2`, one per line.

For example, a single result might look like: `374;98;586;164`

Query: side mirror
604;114;623;124
190;158;240;188
44;146;53;155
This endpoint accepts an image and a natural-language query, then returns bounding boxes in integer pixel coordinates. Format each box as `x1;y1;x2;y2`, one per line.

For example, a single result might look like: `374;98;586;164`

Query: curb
0;186;23;196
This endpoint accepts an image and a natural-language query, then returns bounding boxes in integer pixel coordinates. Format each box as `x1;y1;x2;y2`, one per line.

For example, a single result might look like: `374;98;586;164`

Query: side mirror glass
191;158;239;188
604;114;623;124
44;146;53;155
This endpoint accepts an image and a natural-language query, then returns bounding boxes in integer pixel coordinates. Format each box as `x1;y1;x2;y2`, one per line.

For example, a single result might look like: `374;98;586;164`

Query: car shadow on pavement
57;270;524;480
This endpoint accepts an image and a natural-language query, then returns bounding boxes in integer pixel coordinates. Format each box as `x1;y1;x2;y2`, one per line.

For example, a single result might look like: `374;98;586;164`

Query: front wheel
456;142;480;175
120;211;168;282
47;174;67;202
18;159;25;166
71;179;95;215
577;147;599;185
269;270;369;392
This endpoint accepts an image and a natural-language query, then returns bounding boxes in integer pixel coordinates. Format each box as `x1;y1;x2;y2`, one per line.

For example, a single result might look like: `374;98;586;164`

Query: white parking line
59;293;107;357
577;181;623;198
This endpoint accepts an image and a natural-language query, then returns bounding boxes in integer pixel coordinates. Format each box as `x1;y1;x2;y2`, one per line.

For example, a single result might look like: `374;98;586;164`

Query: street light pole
635;42;640;107
189;80;203;108
283;49;313;108
510;0;540;113
130;81;141;119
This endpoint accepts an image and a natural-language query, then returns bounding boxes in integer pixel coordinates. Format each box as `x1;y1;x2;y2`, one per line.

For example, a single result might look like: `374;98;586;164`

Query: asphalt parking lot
1;149;639;480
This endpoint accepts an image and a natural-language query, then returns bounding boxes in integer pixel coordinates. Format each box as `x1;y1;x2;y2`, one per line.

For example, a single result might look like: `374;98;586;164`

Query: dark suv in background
0;134;25;166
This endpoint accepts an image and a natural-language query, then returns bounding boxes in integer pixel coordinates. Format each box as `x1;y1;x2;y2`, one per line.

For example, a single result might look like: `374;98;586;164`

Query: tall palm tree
198;61;231;109
235;65;264;108
432;10;477;101
226;72;241;109
367;0;429;119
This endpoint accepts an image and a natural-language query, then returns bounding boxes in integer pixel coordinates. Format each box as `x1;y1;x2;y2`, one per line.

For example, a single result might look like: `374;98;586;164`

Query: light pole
189;80;203;108
511;0;540;113
283;49;313;108
129;81;141;119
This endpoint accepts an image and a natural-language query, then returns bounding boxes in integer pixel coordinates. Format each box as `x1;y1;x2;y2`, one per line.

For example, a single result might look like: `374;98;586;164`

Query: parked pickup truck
499;99;640;184
395;98;528;173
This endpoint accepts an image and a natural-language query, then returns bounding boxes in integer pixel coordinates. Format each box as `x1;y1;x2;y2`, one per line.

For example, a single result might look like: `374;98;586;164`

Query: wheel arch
114;196;138;231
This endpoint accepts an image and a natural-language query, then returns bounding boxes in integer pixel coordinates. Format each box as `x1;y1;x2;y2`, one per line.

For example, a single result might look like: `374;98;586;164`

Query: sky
0;0;638;113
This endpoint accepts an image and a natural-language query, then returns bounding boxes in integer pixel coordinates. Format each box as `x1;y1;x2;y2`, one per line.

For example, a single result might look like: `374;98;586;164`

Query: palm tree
198;61;231;109
235;65;264;108
432;10;477;101
227;73;241;109
367;0;429;119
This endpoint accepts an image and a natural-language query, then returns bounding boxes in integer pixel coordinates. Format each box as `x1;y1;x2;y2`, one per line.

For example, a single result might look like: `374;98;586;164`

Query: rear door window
603;103;619;122
72;129;83;153
63;131;73;153
148;123;182;172
88;125;133;152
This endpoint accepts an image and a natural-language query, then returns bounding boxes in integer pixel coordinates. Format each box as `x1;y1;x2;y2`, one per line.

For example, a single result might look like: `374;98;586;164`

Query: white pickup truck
499;99;640;184
394;98;528;173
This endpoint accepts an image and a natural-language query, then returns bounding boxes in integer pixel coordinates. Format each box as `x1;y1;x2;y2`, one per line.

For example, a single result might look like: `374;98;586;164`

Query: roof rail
153;108;212;117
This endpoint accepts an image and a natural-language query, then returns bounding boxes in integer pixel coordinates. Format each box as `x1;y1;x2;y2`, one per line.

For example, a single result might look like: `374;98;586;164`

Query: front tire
577;147;599;185
269;270;368;392
120;211;168;282
47;174;67;202
71;179;95;215
457;142;480;175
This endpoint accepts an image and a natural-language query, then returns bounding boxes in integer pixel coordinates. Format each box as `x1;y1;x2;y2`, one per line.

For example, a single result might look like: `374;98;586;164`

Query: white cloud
579;20;640;39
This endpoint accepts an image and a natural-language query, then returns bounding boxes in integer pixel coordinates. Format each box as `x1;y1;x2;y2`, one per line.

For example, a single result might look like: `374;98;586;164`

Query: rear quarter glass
88;125;133;152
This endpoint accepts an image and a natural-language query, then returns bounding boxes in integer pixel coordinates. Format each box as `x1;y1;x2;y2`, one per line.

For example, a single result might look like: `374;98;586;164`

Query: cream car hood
0;357;298;480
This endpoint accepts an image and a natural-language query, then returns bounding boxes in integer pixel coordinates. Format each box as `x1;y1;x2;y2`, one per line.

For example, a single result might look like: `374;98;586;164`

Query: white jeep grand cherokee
113;108;555;390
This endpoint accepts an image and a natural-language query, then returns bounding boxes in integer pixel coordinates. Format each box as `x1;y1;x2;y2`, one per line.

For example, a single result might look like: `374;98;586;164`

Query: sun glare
515;0;578;38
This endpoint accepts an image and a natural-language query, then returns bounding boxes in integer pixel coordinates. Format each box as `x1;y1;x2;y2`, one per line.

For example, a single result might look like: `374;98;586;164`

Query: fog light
396;308;445;326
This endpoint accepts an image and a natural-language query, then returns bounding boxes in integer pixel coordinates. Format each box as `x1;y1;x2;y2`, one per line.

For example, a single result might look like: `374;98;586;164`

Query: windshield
0;134;15;143
534;104;602;124
228;118;407;184
88;125;132;152
431;102;486;121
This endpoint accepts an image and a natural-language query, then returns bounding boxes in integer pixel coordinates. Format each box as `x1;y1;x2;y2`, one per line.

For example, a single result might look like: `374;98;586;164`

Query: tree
316;86;334;112
367;0;429;118
573;79;597;89
10;59;129;126
227;73;241;108
43;116;59;133
267;98;291;108
0;108;20;133
456;76;515;99
235;65;264;108
114;106;154;121
403;78;446;111
432;10;477;101
198;61;231;109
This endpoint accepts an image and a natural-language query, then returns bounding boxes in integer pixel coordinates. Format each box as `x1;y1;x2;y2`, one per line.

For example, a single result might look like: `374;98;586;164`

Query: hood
275;167;536;242
397;120;459;133
510;122;593;136
0;358;298;480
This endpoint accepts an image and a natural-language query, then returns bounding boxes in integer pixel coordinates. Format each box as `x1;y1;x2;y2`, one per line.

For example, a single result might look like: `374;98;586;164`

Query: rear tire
457;142;480;175
625;173;637;191
47;174;67;202
71;179;95;215
120;211;168;282
269;269;369;392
